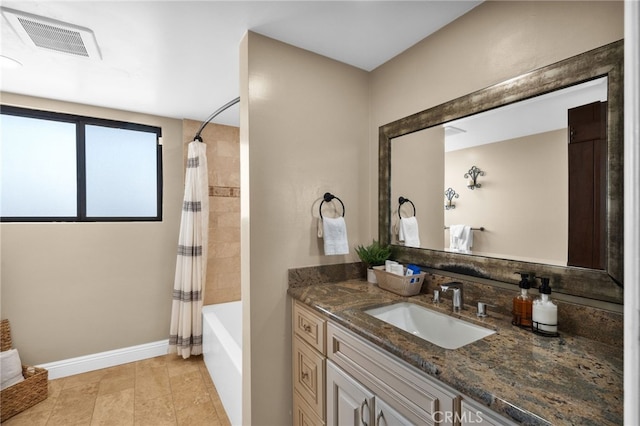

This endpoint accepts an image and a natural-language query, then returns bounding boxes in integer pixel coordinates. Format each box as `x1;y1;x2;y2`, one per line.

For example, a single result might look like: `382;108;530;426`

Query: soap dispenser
512;272;533;327
532;277;558;336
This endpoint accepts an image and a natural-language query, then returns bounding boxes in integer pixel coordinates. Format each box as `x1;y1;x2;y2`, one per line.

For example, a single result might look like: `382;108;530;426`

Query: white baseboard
36;339;169;380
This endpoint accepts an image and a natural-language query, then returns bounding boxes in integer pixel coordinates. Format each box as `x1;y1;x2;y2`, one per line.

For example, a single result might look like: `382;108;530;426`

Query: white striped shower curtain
168;141;209;358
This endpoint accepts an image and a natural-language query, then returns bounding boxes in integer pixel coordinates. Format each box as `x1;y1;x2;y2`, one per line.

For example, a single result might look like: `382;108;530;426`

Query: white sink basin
364;302;495;349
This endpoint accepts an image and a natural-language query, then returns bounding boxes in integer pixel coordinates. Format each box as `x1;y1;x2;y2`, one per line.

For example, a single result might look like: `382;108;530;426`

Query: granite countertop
288;280;623;426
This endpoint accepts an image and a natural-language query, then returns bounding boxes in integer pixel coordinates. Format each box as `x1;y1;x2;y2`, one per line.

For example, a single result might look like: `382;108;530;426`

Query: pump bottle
512;272;533;327
532;277;558;334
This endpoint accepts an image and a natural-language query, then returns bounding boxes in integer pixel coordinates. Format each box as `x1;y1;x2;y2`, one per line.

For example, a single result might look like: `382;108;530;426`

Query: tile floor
2;355;231;426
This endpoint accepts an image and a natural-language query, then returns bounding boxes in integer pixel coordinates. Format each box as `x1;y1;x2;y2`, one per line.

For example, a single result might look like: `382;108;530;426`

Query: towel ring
398;196;416;219
319;192;345;219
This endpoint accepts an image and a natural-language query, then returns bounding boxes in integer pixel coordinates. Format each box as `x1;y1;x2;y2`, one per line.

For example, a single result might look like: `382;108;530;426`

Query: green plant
355;240;391;268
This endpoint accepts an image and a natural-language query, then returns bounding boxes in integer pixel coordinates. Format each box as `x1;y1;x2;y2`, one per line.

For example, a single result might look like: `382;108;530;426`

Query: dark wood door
567;101;607;269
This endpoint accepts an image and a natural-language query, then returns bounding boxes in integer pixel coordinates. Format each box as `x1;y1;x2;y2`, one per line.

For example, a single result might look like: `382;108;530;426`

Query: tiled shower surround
183;119;240;305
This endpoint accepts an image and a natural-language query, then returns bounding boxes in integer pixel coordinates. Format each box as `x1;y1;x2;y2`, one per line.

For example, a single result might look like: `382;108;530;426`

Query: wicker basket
373;269;426;296
1;319;49;422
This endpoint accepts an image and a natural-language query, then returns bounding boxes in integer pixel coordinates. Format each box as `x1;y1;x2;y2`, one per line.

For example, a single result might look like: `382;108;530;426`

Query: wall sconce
444;187;459;210
465;166;485;190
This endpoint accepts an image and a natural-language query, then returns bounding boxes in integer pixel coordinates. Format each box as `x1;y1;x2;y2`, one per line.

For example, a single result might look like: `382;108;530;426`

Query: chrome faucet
440;282;464;312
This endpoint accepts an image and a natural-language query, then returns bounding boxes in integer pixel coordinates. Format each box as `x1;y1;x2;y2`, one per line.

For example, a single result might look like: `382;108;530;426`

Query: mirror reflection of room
391;76;607;267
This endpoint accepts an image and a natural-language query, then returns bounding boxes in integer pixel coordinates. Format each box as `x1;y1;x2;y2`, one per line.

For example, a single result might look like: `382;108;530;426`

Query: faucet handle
477;301;495;317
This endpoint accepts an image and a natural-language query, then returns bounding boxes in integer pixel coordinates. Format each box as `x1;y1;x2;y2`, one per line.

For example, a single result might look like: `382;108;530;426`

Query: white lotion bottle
532;277;558;334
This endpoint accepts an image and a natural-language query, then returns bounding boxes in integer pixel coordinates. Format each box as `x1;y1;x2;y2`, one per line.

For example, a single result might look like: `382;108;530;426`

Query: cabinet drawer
293;301;326;354
294;390;326;426
327;322;458;426
294;335;326;420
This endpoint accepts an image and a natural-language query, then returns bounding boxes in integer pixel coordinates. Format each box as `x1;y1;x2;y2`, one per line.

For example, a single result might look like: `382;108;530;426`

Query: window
1;105;162;222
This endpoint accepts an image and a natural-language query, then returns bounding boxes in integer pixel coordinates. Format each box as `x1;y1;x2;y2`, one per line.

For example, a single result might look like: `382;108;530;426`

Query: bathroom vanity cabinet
292;300;327;426
289;276;622;425
292;300;515;426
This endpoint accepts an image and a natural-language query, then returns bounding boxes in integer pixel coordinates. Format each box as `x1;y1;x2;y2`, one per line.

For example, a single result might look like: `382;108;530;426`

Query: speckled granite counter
288;280;623;425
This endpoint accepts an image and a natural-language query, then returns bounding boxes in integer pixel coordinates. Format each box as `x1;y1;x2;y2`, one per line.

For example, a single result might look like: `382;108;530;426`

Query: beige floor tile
166;356;202;378
47;397;96;425
134;366;170;401
172;387;212;412
90;388;134;426
175;402;219;426
169;370;207;395
62;369;107;390
207;388;231;426
135;356;167;374
134;394;176;426
213;406;231;426
199;365;215;388
0;355;230;426
1;407;52;426
98;375;135;396
47;382;99;425
48;378;66;398
102;363;135;380
57;382;100;402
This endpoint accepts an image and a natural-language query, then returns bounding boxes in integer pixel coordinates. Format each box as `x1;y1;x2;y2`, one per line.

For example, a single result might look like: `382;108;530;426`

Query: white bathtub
202;301;242;426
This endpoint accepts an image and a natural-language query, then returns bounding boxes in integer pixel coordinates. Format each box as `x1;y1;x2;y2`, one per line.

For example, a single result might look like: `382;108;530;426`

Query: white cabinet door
327;360;375;426
374;398;413;426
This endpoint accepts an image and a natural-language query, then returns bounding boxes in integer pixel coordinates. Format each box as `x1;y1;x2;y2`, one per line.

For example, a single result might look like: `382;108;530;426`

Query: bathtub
202;301;242;426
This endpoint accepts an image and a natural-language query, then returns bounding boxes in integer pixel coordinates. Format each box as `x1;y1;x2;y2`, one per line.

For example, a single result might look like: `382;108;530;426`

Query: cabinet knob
302;323;312;332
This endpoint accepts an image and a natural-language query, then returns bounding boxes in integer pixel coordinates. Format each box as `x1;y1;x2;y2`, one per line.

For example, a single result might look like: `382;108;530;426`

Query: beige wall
183;120;241;305
369;0;624;237
391;127;445;249
241;2;623;422
241;32;370;425
0;92;183;365
444;129;568;264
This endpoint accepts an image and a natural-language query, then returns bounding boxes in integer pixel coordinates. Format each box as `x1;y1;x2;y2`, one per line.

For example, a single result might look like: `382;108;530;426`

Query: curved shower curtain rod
193;96;240;142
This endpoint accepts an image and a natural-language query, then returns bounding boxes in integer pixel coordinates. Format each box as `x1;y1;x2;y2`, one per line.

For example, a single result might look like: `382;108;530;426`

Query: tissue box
373;269;426;296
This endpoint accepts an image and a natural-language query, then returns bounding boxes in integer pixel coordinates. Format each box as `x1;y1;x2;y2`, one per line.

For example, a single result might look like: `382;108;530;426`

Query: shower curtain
168;141;209;358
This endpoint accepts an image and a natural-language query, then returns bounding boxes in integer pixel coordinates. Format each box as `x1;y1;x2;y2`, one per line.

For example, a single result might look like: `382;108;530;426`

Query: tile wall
183;119;240;305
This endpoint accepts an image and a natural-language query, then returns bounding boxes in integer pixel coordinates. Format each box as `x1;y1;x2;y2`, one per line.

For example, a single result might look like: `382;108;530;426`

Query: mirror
391;77;607;266
379;40;623;304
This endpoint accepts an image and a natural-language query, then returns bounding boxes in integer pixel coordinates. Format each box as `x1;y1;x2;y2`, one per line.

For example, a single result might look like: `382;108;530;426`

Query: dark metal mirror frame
379;40;623;304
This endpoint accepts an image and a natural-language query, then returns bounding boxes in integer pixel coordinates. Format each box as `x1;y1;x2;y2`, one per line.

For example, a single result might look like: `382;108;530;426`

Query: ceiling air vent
1;7;101;59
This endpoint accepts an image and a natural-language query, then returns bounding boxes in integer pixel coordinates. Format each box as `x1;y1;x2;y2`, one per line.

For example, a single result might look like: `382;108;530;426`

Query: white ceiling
0;1;481;127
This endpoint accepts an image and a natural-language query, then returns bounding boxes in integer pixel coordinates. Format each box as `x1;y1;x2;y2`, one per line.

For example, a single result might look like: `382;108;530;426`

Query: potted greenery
355;240;392;283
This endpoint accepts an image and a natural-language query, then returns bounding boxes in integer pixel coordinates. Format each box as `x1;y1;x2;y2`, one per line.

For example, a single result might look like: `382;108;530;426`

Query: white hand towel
449;224;472;252
321;216;349;255
458;225;473;252
449;224;465;251
450;224;465;239
399;217;421;248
